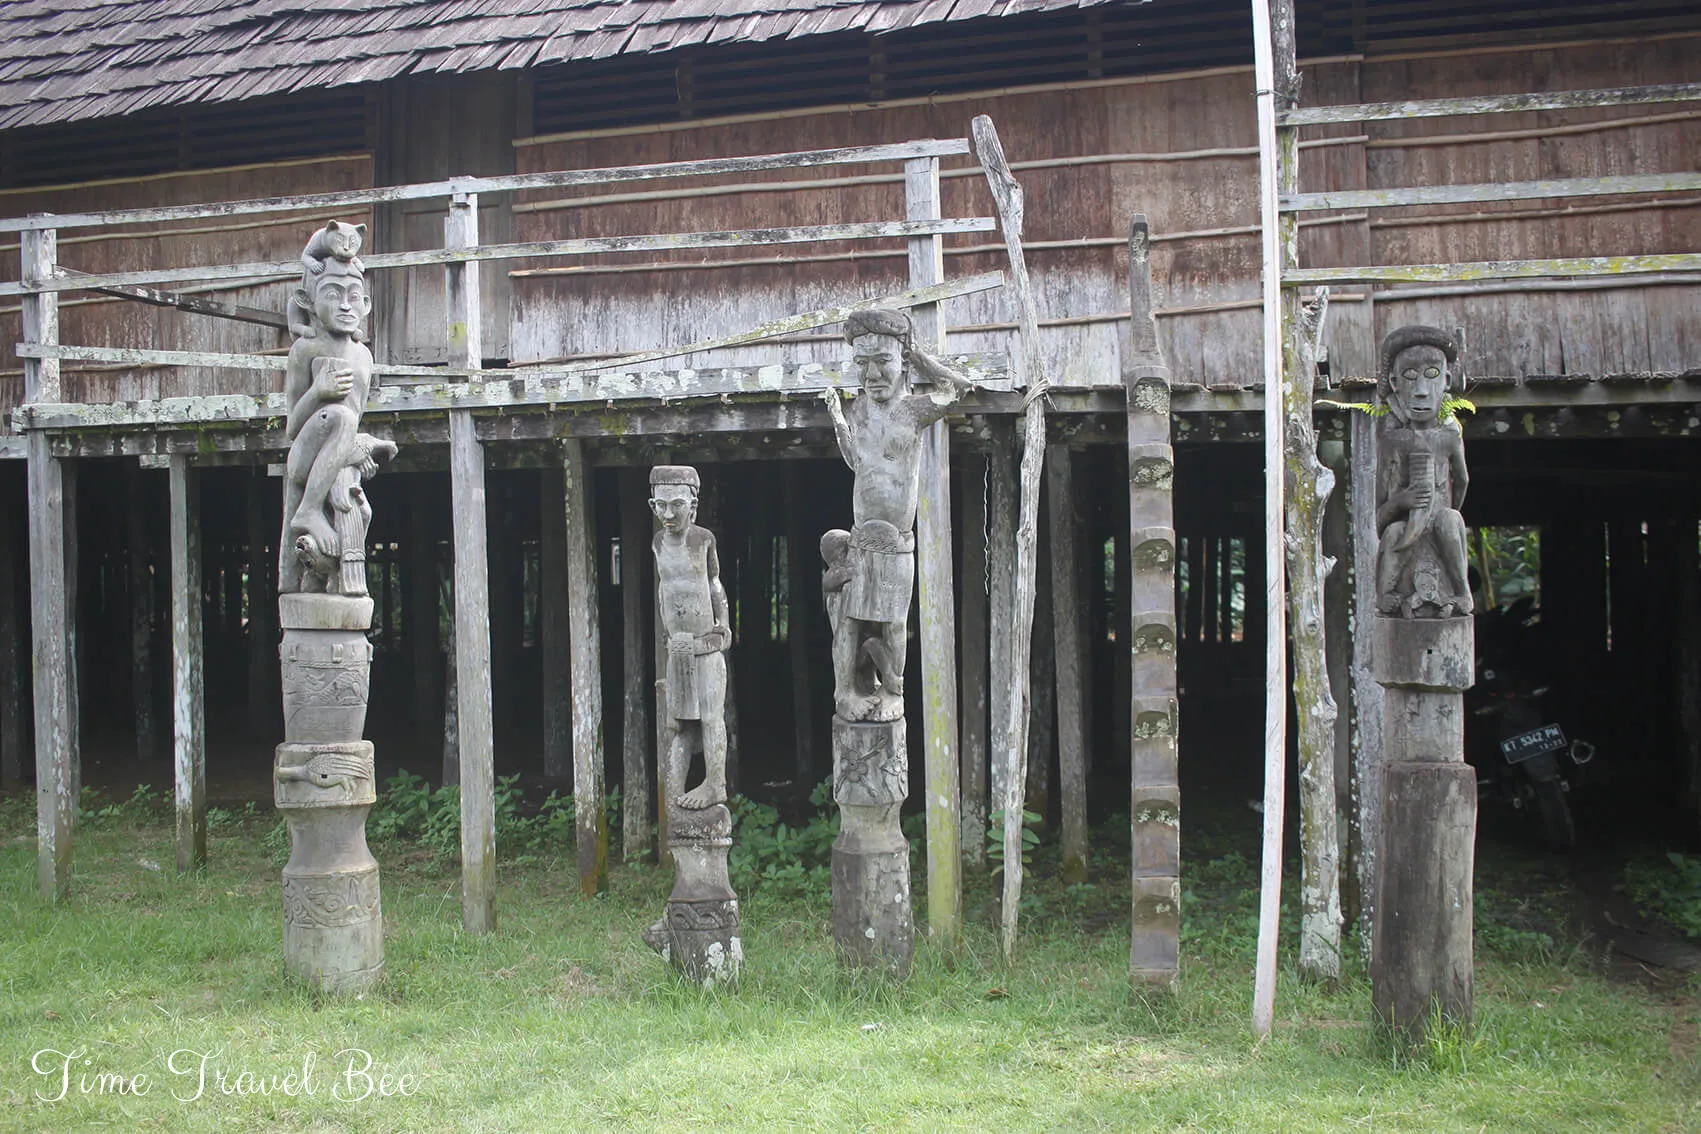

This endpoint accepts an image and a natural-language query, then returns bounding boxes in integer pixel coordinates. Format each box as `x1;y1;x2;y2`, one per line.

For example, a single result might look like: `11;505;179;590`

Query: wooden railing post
21;219;78;902
906;154;962;954
446;190;497;934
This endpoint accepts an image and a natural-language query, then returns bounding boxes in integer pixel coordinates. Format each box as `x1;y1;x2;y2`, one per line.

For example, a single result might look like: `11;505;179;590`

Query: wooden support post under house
541;467;571;780
988;423;1017;819
246;467;277;735
618;467;653;863
958;449;989;868
971;115;1050;964
1027;524;1056;822
1250;0;1294;1036
169;454;206;873
907;152;962;951
0;483;23;788
441;564;459;788
22;222;78;902
1678;512;1701;832
1321;437;1356;928
1048;445;1089;883
784;472;816;790
408;480;440;749
562;438;608;896
446;190;496;934
127;465;157;763
1124;215;1180;991
1348;408;1383;961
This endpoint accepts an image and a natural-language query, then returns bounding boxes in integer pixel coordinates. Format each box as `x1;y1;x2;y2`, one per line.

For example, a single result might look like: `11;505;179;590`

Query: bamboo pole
1250;0;1291;1038
971;115;1051;966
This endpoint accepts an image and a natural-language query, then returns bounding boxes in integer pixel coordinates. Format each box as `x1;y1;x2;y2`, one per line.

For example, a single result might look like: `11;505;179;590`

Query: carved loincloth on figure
842;519;915;623
666;627;730;721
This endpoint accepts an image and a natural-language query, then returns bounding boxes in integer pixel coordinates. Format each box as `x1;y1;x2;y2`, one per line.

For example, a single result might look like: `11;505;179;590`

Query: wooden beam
79;273;289;332
958;450;989;869
907;152;962;956
1283;174;1701;215
168;454;205;873
1049;445;1088;884
562;439;608;897
0;219;996;297
0;138;976;234
618;467;653;863
446;194;496;934
1287;253;1701;285
1279;81;1701;127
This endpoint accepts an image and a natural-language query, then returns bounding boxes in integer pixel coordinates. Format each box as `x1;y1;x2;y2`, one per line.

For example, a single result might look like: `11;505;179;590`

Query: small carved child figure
280;220;395;596
650;465;732;811
1374;325;1472;618
819;308;974;722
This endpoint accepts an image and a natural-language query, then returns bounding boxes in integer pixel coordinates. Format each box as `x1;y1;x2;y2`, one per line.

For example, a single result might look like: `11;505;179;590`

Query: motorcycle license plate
1501;724;1566;764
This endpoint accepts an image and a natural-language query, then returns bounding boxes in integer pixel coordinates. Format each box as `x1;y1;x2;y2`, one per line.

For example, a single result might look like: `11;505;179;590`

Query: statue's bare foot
835;693;879;722
676;782;727;811
869;692;904;722
1376;593;1402;616
291;508;340;560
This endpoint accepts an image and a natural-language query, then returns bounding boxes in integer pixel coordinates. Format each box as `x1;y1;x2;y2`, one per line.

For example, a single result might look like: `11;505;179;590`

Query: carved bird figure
276;749;370;792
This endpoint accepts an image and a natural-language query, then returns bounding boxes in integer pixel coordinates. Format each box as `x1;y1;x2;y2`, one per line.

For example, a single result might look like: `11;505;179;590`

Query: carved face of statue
851;333;904;402
1389;344;1449;425
649;485;697;534
311;268;370;338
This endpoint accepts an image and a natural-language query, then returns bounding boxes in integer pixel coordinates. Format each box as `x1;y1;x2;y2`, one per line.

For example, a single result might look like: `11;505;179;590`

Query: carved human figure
280;220;396;596
819;308;973;722
1374;325;1471;619
650;465;732;811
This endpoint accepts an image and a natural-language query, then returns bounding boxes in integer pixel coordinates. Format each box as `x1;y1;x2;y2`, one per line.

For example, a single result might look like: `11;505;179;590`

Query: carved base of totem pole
644;803;742;987
275;594;383;993
830;717;913;976
1370;615;1474;1036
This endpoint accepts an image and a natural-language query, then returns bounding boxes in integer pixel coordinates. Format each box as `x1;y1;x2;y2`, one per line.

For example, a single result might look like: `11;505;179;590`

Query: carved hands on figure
312;357;356;404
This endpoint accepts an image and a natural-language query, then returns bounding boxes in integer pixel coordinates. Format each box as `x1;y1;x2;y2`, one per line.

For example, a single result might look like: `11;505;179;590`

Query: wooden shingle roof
0;0;1124;130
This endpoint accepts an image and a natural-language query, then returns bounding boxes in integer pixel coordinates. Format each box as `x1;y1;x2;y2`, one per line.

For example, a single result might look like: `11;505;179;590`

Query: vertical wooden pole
1125;215;1180;991
784;472;816;790
169;454;206;873
63;460;79;816
907;153;962;951
22;222;77;901
1677;514;1701;832
959;450;989;867
441;565;460;788
1349;408;1383;962
619;467;653;862
126;465;156;763
246;467;277;735
540;467;571;780
447;190;496;933
988;424;1017;813
0;480;23;787
1321;437;1356;927
1027;524;1055;822
1049;445;1089;882
562;439;607;896
408;479;441;746
1250;0;1293;1035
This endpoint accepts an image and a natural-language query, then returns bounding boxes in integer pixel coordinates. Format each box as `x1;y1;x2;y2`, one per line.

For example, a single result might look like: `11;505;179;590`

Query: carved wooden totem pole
820;309;972;975
641;465;743;986
274;221;396;992
1368;325;1475;1035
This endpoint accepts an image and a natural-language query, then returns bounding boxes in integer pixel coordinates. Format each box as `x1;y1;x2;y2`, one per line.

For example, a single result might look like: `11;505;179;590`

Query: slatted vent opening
0;89;372;190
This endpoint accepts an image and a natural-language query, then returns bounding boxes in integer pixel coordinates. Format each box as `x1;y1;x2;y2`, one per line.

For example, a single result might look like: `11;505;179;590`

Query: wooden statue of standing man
818;307;974;975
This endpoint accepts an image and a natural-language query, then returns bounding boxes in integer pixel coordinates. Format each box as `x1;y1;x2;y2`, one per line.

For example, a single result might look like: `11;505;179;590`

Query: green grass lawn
0;791;1695;1133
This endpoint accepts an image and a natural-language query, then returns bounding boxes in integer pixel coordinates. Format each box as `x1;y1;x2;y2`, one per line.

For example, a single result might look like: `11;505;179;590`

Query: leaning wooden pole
971;115;1050;965
1124;215;1181;991
1250;0;1292;1037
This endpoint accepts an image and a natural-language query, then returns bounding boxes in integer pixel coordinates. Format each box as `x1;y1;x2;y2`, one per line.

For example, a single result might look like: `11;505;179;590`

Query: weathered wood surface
1320;438;1355;929
1289;254;1701;285
986;422;1017;825
0;483;22;786
958;450;989;870
1251;0;1292;1037
1124;214;1180;993
540;466;571;780
1280;81;1701;127
618;467;652;864
908;153;962;955
972;115;1050;966
1286;173;1701;214
127;465;157;762
450;411;496;933
782;473;815;790
0;139;975;234
407;482;440;751
1048;445;1088;884
82;275;288;331
1348;408;1384;962
562;439;608;897
168;453;206;873
0;219;995;298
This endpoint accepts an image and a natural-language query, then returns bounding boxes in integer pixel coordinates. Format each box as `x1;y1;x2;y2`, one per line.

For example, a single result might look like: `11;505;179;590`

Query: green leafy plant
727;782;837;902
1317;395;1477;425
986;809;1041;878
1626;852;1701;942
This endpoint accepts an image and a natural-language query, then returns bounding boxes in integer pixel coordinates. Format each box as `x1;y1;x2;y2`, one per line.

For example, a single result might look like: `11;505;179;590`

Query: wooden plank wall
0;155;374;432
